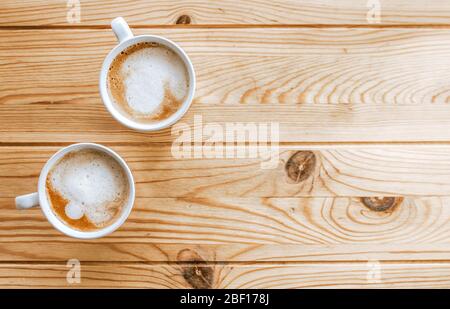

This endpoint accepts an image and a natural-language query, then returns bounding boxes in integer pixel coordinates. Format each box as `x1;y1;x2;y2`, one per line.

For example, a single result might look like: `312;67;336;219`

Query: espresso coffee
107;42;189;123
45;149;129;231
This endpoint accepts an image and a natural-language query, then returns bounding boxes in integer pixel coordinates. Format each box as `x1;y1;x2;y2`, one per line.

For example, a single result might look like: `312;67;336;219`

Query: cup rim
38;143;135;239
99;34;196;132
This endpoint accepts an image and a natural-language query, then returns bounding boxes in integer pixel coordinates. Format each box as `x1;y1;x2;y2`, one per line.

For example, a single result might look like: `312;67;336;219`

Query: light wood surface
2;196;450;262
1;0;450;26
2;28;450;143
1;0;450;288
2;262;450;288
4;146;450;198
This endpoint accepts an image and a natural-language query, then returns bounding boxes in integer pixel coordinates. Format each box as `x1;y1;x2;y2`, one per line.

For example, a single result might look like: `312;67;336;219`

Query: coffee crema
107;42;189;123
45;149;129;231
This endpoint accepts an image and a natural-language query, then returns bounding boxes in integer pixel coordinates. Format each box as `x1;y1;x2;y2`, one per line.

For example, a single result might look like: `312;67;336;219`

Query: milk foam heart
122;45;188;114
46;149;129;231
107;42;189;123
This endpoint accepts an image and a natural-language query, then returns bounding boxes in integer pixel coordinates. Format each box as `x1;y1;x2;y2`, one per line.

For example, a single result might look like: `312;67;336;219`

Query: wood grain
2;29;450;143
2;262;450;288
2;195;450;262
4;146;450;198
2;0;450;289
1;0;450;26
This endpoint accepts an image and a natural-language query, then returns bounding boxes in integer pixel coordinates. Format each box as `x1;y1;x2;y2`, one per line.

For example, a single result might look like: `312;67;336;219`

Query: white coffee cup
99;17;196;131
14;143;135;239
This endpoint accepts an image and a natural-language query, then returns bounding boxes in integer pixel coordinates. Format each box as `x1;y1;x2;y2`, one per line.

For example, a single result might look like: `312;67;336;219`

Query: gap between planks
1;260;450;265
4;24;450;30
4;141;450;148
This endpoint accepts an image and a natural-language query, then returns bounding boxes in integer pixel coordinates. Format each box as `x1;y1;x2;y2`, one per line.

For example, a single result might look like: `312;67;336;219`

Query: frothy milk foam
46;149;129;231
107;42;189;122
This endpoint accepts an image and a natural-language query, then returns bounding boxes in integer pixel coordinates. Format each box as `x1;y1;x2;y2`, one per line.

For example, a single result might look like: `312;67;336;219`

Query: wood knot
361;197;403;212
285;151;316;183
177;249;213;289
176;15;191;24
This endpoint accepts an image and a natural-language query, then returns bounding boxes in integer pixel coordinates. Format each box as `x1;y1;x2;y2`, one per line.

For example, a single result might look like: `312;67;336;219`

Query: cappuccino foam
107;42;189;123
46;149;129;231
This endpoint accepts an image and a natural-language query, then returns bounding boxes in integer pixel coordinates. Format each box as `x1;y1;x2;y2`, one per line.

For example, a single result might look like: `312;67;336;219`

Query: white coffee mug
99;17;196;131
14;143;135;239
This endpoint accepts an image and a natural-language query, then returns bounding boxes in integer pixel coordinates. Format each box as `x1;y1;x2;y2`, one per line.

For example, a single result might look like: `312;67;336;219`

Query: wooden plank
2;28;450;143
1;262;450;288
3;145;450;198
1;0;450;26
2;195;450;262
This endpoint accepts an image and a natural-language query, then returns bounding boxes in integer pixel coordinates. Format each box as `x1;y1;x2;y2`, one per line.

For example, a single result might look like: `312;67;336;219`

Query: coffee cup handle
15;192;40;210
111;17;133;44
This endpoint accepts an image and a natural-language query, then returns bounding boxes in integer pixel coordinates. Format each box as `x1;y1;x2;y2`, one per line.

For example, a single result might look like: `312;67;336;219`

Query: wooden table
2;0;450;288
